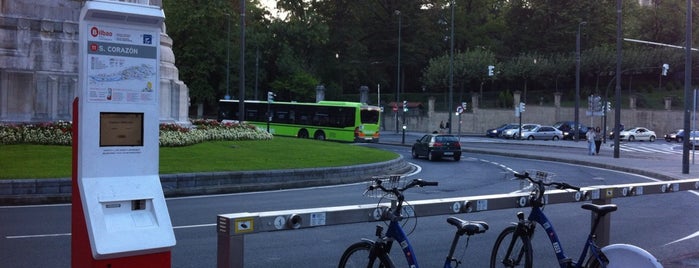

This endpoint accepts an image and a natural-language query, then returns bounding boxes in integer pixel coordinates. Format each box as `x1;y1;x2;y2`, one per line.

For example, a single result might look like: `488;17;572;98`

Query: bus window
246;109;258;121
289;110;296;124
276;111;289;123
361;110;379;124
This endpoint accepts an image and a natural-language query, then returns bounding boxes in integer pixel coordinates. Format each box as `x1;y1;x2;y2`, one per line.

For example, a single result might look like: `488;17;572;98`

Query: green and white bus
218;100;381;142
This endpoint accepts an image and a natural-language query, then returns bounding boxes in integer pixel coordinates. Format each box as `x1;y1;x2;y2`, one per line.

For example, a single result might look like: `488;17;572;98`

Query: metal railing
216;177;699;268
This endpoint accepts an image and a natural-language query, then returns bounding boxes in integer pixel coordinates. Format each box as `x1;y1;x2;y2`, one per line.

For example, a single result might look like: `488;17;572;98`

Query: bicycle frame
379;212;462;268
525;204;603;268
383;217;419;266
496;172;661;268
342;178;478;268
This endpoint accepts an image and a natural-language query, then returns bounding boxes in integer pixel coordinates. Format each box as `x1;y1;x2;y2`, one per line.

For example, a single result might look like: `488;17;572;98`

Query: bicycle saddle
581;203;618;217
447;217;489;236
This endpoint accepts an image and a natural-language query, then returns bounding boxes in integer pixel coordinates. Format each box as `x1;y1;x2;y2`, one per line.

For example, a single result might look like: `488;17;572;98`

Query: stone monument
0;0;189;124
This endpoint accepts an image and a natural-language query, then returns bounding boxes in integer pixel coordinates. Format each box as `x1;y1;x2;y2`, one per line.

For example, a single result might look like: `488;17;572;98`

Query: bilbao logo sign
90;26;112;38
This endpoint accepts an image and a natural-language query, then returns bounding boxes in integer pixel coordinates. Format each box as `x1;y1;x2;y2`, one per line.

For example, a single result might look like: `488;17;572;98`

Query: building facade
0;0;189;124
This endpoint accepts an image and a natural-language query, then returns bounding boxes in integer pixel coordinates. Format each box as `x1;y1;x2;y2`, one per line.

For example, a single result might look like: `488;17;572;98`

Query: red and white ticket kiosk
72;1;175;267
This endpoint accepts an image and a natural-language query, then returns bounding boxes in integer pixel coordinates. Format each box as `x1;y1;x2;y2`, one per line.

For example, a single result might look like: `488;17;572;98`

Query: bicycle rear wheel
338;241;395;268
490;226;533;268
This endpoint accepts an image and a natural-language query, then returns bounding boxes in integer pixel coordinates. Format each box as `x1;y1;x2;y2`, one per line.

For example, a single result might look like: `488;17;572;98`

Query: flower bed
0;119;272;146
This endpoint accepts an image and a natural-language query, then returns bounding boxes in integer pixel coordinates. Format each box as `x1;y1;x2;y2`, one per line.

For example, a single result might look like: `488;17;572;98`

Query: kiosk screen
99;112;144;147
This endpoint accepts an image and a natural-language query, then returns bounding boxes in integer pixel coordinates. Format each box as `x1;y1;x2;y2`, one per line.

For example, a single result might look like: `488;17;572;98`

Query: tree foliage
162;0;699;113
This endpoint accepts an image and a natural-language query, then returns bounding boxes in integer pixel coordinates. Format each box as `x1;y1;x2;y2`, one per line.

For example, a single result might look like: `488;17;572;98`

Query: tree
501;53;545;103
163;0;232;108
265;1;329;102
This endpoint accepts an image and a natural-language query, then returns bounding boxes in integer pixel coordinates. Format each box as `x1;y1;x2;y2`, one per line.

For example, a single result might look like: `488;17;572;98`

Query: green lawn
0;137;397;179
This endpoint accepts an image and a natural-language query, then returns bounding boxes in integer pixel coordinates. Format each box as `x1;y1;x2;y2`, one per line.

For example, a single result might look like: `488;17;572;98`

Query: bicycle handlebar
513;172;581;191
368;178;439;196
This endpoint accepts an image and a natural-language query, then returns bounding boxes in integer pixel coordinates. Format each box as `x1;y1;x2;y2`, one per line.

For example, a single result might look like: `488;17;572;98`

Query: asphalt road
2;138;698;267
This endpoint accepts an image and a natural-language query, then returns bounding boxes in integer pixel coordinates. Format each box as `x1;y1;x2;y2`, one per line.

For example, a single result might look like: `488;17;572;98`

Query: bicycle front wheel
490;226;533;268
338;241;395;268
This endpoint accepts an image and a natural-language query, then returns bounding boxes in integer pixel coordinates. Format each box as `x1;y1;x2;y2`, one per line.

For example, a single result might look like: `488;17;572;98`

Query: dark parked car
553;121;589;140
486;123;519;138
411;134;462;161
608;124;625;139
665;129;691;142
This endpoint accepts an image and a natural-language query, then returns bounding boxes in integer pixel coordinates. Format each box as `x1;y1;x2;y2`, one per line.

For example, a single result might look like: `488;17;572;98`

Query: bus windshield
360;109;380;124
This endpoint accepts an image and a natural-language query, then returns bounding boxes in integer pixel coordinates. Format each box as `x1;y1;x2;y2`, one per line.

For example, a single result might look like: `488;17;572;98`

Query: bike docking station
72;1;175;267
216;174;699;268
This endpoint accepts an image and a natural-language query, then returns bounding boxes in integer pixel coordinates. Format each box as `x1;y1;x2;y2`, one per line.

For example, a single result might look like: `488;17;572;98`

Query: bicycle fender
601;244;662;268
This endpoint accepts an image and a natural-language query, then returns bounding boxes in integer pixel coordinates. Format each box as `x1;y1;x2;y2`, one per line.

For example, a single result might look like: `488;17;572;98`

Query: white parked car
618;127;656;142
501;124;539;139
520;125;563;140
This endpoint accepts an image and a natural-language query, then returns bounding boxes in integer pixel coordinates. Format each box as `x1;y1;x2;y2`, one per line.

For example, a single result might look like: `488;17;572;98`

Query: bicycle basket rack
364;175;404;199
519;170;555;189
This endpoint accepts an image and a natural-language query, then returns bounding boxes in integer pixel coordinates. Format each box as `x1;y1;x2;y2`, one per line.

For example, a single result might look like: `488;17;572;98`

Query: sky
259;0;287;19
259;0;281;17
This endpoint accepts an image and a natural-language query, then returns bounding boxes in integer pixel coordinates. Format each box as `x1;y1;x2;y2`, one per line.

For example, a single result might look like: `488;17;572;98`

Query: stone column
315;85;326;102
160;28;190;124
359;85;369;104
554;92;562;122
513;91;521;107
554;92;562;108
471;94;479;112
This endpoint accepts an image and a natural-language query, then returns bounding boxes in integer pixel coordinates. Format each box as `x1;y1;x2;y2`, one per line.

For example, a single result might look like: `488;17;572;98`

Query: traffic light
606;101;612;112
267;91;275;103
488;65;495;76
588;95;602;112
593;95;602;112
519;102;525;112
662;64;669;76
403;100;408;112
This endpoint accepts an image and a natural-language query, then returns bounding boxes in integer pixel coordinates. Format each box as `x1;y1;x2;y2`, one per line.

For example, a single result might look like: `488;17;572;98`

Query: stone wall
0;0;189;124
384;93;687;135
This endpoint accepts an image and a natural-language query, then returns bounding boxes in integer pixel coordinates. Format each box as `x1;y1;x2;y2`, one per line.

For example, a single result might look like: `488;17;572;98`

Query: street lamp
224;13;231;100
574;21;586;141
395;10;401;134
238;0;246;122
447;0;454;134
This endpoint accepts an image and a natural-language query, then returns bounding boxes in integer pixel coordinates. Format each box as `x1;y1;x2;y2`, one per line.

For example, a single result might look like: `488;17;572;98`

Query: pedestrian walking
586;128;596;155
594;127;602;155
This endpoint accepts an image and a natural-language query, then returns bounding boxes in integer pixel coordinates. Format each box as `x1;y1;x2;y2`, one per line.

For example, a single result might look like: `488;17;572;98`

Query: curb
0;156;413;206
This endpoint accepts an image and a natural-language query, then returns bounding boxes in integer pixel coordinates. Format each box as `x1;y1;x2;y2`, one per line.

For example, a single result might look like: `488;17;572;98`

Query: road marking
173;223;216;229
6;223;220;240
665;229;699;246
6;233;71;239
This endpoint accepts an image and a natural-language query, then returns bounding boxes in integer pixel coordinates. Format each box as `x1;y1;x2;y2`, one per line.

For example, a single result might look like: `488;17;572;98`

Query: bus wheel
297;129;309;139
314;131;326;141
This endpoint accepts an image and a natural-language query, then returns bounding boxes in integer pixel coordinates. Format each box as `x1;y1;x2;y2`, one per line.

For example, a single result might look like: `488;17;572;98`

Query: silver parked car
618;127;656;142
520;125;563;140
501;124;539;139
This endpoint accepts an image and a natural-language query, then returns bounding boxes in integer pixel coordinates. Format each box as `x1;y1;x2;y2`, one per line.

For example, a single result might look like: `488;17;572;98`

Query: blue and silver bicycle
338;177;489;268
490;171;663;268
